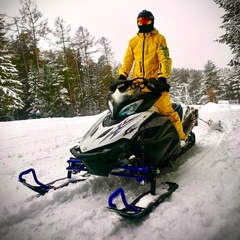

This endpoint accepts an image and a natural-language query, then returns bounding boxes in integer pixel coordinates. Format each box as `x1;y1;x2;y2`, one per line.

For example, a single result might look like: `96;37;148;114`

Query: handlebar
110;77;169;93
110;78;149;93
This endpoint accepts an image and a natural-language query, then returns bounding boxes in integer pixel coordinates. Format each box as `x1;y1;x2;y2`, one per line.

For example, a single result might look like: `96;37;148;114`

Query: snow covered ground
0;103;240;240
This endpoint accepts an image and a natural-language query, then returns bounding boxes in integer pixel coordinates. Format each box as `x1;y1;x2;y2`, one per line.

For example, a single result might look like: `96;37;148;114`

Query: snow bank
0;105;240;240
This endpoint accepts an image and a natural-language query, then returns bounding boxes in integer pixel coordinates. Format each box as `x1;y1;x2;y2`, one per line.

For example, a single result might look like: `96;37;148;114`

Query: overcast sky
1;0;233;69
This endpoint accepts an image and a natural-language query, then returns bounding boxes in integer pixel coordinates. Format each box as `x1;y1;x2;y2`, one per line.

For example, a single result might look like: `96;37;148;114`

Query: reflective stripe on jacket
119;28;172;79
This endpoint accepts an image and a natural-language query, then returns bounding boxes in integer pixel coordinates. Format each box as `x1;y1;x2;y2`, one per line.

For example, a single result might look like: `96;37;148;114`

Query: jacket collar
137;28;159;37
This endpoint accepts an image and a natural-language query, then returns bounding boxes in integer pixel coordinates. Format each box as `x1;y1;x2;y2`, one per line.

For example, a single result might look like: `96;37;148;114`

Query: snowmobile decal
108;115;140;139
124;124;138;136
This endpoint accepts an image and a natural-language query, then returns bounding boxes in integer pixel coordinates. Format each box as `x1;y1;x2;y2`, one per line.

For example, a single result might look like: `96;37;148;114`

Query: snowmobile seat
172;103;183;120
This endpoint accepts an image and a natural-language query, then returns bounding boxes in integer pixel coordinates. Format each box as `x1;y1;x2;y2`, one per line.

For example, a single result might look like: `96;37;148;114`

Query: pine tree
213;0;240;66
72;26;97;115
203;60;220;103
18;0;49;116
212;0;240;103
0;16;24;119
96;37;115;111
228;66;240;102
188;69;203;104
169;68;191;104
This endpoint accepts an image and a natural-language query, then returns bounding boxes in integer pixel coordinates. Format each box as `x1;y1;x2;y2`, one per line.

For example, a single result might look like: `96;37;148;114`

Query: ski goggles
137;17;153;26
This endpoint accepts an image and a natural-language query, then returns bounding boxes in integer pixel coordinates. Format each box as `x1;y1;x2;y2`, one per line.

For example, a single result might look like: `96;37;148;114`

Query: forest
0;0;239;120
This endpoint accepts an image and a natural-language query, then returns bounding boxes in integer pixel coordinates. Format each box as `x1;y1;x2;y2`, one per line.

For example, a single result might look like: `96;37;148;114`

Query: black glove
147;78;170;92
110;79;129;92
158;77;170;92
158;77;167;84
119;74;127;80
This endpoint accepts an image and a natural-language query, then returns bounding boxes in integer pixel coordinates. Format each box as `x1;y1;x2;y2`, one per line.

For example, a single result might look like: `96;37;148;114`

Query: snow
0;103;240;240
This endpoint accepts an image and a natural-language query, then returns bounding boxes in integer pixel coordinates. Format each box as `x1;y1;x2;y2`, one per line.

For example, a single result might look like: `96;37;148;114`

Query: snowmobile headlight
118;100;143;117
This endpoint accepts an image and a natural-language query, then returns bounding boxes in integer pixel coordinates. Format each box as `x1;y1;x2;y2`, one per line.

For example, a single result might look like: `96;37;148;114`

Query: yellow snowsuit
119;29;186;140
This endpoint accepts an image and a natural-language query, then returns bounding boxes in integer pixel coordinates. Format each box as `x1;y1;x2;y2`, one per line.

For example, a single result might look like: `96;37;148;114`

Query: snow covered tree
227;66;240;103
53;18;81;116
72;26;98;115
168;68;183;103
202;60;220;103
95;37;115;111
18;0;50;116
0;16;24;119
19;0;49;75
169;68;193;104
213;0;240;66
217;68;230;100
187;70;203;104
98;37;114;66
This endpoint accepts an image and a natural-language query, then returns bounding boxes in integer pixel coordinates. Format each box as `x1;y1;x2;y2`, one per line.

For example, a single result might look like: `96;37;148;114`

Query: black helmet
137;10;154;19
137;10;154;33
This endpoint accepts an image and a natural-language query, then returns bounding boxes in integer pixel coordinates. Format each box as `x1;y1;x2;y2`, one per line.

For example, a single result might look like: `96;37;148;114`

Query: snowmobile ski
108;182;178;219
18;167;89;195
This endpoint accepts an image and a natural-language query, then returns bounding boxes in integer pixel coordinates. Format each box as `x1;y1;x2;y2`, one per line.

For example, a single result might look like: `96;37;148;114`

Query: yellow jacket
119;28;172;79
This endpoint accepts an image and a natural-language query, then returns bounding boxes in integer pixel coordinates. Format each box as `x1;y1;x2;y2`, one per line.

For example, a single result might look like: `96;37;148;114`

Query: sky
0;103;240;239
1;0;233;69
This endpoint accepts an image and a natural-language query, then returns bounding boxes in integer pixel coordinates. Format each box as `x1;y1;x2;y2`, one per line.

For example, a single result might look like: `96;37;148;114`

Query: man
118;10;186;147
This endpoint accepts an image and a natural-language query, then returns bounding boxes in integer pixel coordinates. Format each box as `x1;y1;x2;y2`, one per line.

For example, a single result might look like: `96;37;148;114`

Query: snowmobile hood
79;110;154;153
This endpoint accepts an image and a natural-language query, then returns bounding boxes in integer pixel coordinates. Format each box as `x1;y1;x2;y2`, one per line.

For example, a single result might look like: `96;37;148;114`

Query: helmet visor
137;17;153;26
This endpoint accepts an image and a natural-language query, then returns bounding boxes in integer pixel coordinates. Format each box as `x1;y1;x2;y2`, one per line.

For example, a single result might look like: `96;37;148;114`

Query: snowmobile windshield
108;78;160;119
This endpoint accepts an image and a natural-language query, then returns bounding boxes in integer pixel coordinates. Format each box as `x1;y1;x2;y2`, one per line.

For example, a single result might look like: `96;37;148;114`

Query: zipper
142;34;146;78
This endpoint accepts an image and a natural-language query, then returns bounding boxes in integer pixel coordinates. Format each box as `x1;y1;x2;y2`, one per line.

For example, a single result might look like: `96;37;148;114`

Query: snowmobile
18;78;198;219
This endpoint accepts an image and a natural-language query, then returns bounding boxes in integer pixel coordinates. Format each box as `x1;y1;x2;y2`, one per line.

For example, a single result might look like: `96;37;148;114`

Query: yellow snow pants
154;92;186;140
